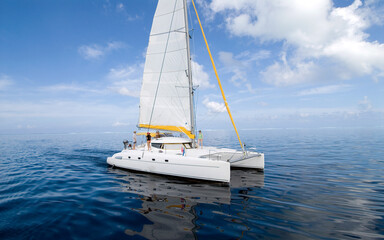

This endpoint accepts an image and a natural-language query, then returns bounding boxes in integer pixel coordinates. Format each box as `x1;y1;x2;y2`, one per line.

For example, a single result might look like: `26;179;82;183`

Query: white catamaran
107;0;264;183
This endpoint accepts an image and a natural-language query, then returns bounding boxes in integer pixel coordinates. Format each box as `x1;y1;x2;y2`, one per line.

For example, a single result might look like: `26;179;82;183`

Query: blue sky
0;0;383;134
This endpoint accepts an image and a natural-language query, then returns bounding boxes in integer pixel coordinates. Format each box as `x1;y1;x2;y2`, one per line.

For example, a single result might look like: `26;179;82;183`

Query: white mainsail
138;0;193;138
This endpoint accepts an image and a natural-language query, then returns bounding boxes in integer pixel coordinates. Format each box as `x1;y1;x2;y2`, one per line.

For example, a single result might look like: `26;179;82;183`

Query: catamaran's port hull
107;150;231;183
230;153;264;170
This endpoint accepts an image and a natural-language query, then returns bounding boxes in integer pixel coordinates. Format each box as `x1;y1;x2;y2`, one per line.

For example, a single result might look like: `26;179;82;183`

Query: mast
184;0;196;145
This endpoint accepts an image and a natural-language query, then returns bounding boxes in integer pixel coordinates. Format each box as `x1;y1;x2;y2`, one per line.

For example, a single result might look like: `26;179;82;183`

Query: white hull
107;149;231;182
107;138;264;183
231;152;265;169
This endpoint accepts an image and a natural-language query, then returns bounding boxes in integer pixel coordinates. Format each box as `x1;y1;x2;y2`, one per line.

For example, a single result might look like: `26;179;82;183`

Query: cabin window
163;144;183;150
151;143;163;149
183;143;192;149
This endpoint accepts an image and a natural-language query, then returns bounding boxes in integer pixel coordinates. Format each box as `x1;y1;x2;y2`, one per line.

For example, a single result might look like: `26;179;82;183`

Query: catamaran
107;0;264;183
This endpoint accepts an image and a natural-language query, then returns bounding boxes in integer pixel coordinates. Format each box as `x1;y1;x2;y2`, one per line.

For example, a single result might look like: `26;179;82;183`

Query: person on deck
198;130;203;149
155;130;160;139
146;132;152;151
133;131;137;150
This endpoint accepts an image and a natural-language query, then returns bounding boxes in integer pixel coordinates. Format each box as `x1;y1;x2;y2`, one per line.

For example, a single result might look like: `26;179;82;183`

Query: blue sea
1;128;383;239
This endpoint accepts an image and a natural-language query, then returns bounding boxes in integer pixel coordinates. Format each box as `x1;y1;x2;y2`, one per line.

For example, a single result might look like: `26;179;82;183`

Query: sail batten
139;0;192;137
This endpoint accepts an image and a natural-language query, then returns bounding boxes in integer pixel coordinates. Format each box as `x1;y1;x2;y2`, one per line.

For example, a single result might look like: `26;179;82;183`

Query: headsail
138;0;194;139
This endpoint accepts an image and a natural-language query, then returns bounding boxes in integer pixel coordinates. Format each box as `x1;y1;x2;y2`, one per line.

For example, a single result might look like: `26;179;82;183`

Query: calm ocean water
0;128;383;239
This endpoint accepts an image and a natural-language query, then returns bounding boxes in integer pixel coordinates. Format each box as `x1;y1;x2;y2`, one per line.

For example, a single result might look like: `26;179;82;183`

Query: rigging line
153;6;184;18
150;27;185;37
146;47;187;56
147;0;179;132
191;0;245;153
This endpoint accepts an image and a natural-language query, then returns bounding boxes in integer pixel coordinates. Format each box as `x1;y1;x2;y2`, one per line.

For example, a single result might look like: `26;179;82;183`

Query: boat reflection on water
108;168;264;239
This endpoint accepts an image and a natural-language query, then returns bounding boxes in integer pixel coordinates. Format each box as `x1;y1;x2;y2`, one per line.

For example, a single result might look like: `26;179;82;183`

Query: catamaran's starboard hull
107;150;231;183
230;153;264;170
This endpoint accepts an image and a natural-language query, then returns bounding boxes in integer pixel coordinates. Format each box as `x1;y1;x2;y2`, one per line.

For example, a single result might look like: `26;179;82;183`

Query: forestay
138;0;192;138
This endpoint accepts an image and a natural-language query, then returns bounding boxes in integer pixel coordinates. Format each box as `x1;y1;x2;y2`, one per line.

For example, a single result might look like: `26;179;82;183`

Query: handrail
191;0;244;152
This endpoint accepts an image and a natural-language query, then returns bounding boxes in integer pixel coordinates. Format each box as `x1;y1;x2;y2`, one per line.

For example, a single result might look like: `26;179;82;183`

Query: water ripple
0;129;383;239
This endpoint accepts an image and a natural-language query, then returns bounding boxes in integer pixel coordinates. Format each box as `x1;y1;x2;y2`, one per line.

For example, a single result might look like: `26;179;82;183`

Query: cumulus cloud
191;60;214;89
219;50;270;91
261;59;317;86
78;41;125;60
203;98;226;113
209;0;384;86
107;64;143;97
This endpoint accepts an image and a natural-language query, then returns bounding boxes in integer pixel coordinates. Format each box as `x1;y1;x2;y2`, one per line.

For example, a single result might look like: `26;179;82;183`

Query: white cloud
117;3;124;11
0;74;13;90
107;64;143;97
323;38;384;76
41;83;103;94
108;65;136;79
219;50;269;91
111;84;140;97
261;53;317;86
78;41;125;60
191;60;214;89
0;100;130;119
229;104;384;129
115;2;141;21
297;84;351;96
40;63;142;97
113;121;130;127
203;98;226;113
106;41;124;51
0;98;141;134
219;52;247;87
209;0;384;86
78;45;104;59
